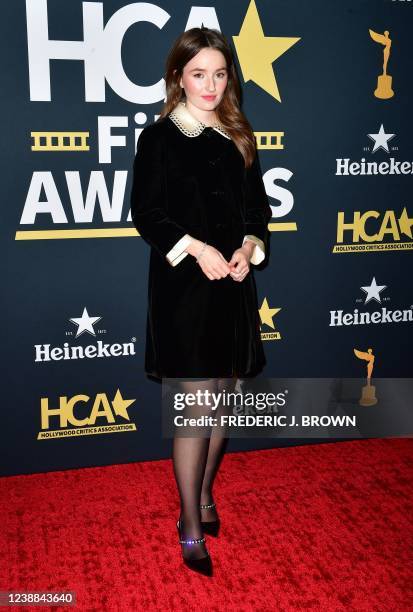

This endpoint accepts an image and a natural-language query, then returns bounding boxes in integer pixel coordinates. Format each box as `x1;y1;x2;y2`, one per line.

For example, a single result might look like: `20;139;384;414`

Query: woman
130;27;272;576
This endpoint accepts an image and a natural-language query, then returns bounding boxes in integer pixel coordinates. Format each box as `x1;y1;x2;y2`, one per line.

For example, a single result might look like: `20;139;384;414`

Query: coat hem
144;362;266;382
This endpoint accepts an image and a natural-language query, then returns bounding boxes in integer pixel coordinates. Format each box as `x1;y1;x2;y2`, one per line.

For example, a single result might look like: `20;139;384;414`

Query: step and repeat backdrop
1;0;411;476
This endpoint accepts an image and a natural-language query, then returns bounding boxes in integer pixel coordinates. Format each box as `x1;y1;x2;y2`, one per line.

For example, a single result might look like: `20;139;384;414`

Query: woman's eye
193;72;226;78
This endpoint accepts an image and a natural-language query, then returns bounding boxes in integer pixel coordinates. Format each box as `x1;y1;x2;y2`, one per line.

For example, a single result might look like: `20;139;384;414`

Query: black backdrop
1;0;411;476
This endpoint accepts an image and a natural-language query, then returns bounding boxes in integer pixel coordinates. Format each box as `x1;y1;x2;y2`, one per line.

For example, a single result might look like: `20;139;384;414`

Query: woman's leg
200;376;237;521
172;377;218;560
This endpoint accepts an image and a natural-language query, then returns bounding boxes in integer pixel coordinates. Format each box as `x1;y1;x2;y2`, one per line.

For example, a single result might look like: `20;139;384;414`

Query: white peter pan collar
168;100;231;140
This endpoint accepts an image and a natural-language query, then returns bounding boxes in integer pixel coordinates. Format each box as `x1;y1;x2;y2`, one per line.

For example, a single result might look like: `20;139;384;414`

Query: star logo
259;297;281;328
367;124;395;153
233;0;301;101
360;278;387;304
112;389;135;420
69;307;102;338
399;207;413;239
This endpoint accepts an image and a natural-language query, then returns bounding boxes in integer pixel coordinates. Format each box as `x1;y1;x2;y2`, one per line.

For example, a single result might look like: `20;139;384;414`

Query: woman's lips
201;95;216;100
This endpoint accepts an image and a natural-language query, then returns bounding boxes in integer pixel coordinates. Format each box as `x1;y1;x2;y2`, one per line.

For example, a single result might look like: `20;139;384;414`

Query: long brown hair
158;27;257;168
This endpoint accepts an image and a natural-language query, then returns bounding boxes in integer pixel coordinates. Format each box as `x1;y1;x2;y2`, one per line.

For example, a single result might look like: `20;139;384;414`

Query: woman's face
179;48;228;112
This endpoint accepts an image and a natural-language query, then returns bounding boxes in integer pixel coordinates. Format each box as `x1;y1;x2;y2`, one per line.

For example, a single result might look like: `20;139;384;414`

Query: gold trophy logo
369;29;394;99
354;347;378;406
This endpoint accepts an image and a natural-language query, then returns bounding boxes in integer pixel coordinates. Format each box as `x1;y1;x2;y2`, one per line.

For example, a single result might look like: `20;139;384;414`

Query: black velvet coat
130;110;272;379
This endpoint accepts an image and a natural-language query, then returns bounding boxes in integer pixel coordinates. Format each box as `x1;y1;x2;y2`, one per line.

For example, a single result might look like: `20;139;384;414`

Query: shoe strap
179;536;206;545
200;502;216;509
177;518;206;545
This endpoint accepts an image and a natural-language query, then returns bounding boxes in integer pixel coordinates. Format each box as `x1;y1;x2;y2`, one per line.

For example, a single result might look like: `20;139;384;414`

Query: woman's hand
228;242;255;282
186;238;231;280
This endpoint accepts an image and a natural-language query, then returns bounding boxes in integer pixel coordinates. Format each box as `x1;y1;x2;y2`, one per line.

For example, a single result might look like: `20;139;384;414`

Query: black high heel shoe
176;517;213;576
200;502;221;537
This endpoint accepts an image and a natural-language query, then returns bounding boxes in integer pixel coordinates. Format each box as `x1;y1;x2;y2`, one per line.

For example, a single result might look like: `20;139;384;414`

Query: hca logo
38;388;136;439
26;0;300;103
333;207;413;253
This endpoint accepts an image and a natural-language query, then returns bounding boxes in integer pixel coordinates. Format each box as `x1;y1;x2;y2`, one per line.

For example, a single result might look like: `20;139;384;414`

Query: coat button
208;159;216;166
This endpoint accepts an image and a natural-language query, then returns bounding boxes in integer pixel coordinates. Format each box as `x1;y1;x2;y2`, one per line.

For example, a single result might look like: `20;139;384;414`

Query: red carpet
1;438;412;611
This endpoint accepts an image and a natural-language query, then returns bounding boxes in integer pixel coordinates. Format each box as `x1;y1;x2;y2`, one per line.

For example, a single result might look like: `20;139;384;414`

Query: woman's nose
205;79;216;92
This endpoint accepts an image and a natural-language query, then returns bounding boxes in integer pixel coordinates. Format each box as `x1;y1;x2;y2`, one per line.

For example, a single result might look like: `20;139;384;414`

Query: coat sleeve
130;126;192;266
242;150;272;265
242;234;265;265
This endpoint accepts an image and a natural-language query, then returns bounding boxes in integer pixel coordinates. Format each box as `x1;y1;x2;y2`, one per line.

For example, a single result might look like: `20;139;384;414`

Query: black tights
172;376;236;560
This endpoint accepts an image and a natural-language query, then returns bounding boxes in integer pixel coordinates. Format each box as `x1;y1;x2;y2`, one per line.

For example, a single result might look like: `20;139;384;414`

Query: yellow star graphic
112;388;136;420
259;297;280;329
233;0;301;101
399;207;413;239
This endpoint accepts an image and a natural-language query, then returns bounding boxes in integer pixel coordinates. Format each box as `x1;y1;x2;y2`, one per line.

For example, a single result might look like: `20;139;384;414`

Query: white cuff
242;234;265;265
166;234;192;266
